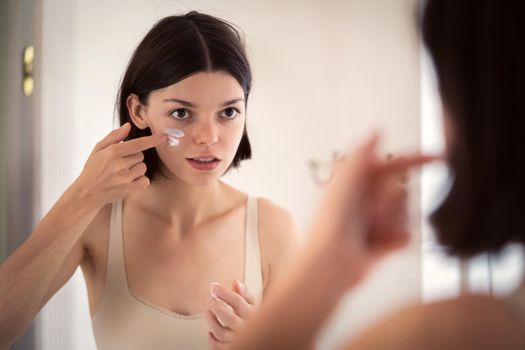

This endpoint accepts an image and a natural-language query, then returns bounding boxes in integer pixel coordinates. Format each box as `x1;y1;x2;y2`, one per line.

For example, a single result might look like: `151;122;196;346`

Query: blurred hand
72;123;167;209
206;280;256;349
311;133;439;288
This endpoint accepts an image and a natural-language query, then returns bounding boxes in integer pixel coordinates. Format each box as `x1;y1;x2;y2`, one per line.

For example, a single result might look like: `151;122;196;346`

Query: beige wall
37;0;421;349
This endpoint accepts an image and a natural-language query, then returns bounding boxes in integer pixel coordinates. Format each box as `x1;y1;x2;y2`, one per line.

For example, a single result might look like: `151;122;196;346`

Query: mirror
4;1;485;349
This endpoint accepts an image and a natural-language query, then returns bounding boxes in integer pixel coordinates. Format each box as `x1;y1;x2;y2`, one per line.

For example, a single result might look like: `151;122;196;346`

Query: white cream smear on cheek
164;128;185;146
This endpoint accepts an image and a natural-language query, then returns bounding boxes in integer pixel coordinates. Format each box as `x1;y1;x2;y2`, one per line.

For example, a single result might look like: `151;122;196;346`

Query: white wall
36;0;81;349
37;0;421;349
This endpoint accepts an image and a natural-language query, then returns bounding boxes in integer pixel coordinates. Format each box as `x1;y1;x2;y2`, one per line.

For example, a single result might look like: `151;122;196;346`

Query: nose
193;119;219;146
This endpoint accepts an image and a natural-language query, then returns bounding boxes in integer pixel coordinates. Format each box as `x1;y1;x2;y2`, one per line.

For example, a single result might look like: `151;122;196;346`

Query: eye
170;108;191;120
221;107;239;119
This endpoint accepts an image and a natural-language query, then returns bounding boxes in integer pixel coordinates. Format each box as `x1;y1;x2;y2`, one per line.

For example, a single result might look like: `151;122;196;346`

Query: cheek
223;123;245;155
144;109;175;135
148;119;168;135
154;137;188;166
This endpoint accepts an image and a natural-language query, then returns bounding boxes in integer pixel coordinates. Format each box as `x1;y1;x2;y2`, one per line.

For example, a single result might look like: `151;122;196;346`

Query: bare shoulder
82;203;112;247
346;294;525;350
257;197;302;291
80;203;112;274
258;197;302;254
76;203;114;314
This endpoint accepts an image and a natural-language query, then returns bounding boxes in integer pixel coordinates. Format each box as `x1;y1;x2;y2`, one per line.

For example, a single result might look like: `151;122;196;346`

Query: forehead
152;71;244;104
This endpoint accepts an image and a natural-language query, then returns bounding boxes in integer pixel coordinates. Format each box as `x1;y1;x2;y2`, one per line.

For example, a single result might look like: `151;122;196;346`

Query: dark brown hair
422;0;525;257
117;12;252;179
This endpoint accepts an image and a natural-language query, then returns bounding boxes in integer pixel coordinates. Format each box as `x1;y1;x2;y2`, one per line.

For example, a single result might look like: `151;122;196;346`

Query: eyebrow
162;98;245;108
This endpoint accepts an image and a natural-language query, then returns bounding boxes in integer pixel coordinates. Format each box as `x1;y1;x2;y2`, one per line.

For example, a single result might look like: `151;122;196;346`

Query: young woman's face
140;71;246;186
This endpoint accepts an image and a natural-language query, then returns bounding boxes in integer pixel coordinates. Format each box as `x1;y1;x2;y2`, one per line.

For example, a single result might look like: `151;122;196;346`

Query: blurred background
1;0;523;349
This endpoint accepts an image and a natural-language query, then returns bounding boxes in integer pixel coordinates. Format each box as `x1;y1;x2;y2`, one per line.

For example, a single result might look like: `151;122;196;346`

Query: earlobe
126;94;149;130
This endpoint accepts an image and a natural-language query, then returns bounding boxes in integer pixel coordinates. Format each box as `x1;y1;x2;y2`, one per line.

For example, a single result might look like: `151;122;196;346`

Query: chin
185;176;219;187
170;168;224;187
160;159;232;186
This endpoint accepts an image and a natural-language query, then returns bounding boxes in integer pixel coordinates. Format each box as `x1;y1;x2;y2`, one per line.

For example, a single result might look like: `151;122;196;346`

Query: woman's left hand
205;280;256;349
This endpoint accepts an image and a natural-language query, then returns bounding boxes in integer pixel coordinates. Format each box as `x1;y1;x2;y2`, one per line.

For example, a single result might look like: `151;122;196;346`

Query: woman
0;12;300;350
230;0;525;349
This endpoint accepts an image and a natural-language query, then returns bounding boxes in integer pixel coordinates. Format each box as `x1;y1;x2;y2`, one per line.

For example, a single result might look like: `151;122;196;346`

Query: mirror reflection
1;1;522;349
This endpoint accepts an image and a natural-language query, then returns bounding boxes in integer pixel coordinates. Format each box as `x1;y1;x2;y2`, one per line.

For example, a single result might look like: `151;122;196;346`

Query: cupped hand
205;280;256;349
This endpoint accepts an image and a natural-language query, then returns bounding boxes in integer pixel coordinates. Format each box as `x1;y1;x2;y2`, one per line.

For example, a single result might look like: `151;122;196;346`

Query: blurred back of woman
230;0;525;349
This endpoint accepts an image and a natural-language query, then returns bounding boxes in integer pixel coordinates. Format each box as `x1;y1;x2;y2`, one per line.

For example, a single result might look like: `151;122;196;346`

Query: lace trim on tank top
128;288;205;320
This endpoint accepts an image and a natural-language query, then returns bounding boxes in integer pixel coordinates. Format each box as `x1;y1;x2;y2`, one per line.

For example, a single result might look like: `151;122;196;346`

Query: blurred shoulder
347;294;525;350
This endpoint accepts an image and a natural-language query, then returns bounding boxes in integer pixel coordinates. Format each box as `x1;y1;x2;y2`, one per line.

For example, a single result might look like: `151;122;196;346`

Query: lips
186;155;221;171
187;155;220;162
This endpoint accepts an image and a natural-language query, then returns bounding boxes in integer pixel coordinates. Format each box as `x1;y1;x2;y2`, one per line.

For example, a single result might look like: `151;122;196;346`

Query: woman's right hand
310;134;438;288
71;122;168;209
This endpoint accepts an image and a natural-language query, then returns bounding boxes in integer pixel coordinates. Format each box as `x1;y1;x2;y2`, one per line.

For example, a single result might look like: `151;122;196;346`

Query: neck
127;172;226;231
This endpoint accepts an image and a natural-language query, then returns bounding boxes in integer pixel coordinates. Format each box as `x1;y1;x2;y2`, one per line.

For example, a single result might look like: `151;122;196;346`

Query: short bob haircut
117;12;252;180
422;0;525;257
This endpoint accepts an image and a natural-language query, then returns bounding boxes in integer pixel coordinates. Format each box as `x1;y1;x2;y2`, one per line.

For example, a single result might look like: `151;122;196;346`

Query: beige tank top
91;196;263;350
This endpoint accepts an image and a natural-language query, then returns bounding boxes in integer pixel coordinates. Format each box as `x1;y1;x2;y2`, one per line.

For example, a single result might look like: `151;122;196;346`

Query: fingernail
236;280;246;292
210;282;220;299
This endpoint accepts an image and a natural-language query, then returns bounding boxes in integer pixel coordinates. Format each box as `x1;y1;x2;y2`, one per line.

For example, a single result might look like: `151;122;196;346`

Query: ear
126;94;149;130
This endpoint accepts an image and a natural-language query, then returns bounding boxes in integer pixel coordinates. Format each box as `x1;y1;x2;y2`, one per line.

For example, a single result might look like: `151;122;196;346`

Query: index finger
115;133;168;156
376;153;442;175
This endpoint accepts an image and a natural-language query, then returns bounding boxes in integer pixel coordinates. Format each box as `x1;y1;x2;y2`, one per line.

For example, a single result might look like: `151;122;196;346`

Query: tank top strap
244;196;263;303
104;198;129;294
